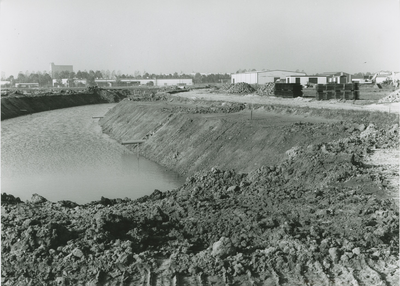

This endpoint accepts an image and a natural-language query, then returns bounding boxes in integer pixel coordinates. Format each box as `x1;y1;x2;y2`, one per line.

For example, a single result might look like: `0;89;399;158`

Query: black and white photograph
1;0;399;285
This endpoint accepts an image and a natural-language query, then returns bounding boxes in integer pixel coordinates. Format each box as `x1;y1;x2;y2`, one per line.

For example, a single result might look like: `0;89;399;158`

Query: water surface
1;104;184;203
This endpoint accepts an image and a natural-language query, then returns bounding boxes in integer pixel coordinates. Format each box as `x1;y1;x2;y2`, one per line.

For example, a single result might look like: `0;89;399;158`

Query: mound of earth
226;82;256;94
255;83;275;96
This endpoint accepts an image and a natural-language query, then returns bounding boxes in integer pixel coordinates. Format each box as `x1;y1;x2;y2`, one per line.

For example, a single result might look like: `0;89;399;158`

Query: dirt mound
255;82;275;96
378;89;400;103
220;83;234;91
226;82;255;94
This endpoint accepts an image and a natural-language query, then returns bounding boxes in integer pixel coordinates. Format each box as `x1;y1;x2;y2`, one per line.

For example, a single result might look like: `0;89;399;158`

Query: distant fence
316;83;359;100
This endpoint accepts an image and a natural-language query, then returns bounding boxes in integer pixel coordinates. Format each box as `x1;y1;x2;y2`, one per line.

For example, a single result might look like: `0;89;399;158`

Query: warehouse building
286;75;328;85
231;70;306;84
154;78;193;86
286;72;353;86
320;72;352;83
50;62;74;78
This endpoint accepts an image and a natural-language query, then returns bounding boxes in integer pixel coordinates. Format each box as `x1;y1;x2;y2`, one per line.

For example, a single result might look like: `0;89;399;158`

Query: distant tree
58;71;70;79
143;72;150;79
7;75;15;85
194;72;202;84
55;78;63;87
39;73;52;86
105;70;111;79
115;77;122;86
17;72;27;83
87;74;95;86
134;71;141;79
76;70;83;79
28;73;39;83
111;70;116;80
95;70;103;79
81;71;89;80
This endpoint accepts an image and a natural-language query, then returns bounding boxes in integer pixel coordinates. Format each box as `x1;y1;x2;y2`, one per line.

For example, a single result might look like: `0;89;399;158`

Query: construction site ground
174;88;400;114
2;87;399;285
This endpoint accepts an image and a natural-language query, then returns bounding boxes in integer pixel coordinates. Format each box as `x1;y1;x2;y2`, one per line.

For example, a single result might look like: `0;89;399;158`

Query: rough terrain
1;86;399;285
0;87;160;120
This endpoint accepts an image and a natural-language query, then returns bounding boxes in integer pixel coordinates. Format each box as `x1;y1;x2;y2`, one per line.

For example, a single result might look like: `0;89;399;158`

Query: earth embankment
99;98;397;177
0;87;161;120
1;93;399;285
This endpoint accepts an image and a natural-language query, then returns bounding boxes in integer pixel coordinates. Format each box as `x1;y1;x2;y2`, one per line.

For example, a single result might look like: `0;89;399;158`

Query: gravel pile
220;83;234;91
226;82;255;94
255;83;275;96
378;89;400;103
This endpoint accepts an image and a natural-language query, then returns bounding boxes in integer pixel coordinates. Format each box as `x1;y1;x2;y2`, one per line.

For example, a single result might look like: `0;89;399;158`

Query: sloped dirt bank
0;87;161;120
1;98;399;285
1;124;398;285
100;99;397;177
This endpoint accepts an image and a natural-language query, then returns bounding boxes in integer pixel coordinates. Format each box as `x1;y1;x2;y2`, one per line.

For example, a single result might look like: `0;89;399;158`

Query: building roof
286;75;327;78
321;72;351;76
232;69;306;75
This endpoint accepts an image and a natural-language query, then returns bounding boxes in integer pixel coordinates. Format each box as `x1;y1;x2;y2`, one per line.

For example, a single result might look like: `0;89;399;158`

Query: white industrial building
231;70;306;84
320;72;352;83
286;72;353;85
286;75;328;85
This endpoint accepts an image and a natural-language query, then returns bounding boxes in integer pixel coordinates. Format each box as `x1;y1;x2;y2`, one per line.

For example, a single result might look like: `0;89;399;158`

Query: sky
0;0;399;78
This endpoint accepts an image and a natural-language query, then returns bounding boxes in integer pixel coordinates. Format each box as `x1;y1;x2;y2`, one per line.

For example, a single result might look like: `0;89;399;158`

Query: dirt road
174;89;400;115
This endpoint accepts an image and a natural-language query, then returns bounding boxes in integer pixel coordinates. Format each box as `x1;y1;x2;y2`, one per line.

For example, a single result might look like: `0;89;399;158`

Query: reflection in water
1;104;184;204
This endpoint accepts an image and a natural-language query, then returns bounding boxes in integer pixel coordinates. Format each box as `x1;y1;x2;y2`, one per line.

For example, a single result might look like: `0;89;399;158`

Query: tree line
2;70;231;87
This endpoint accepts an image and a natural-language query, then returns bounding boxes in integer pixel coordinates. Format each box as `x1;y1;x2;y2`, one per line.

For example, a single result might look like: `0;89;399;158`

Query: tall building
50;62;73;78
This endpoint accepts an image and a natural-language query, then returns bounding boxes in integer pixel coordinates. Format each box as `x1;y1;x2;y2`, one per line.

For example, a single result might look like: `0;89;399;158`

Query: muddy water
1;104;184;204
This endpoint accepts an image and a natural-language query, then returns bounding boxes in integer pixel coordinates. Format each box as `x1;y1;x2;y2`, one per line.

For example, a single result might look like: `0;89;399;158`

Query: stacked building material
274;83;303;98
226;82;255;94
316;83;359;100
256;82;275;96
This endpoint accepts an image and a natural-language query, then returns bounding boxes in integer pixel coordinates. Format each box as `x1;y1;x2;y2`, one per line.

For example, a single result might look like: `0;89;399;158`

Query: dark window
295;78;300;84
309;78;318;84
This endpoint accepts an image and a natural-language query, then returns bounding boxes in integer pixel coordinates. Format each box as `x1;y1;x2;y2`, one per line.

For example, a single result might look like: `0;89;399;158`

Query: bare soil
1;89;399;285
175;89;400;114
